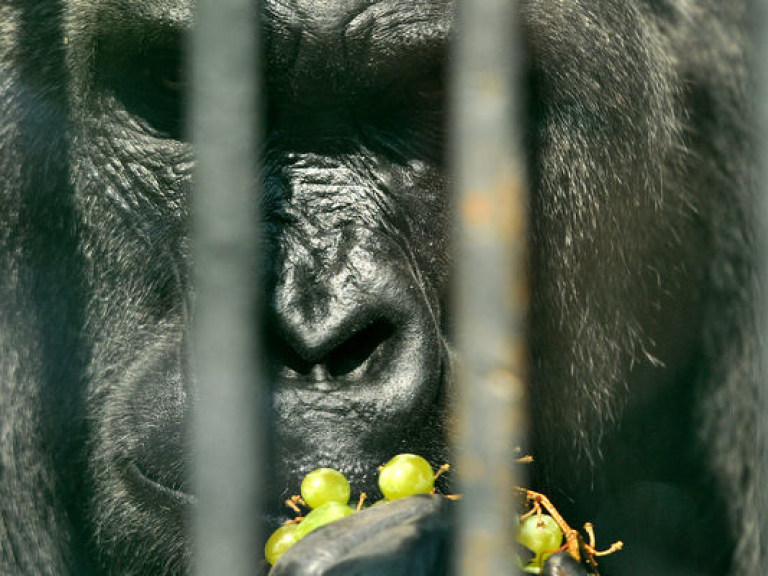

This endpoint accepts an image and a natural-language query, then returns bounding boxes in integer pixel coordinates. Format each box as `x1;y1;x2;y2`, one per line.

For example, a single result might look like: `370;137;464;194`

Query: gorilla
0;0;758;575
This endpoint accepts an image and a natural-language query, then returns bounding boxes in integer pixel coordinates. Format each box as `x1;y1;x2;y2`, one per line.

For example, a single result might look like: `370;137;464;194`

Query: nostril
273;338;314;376
326;320;395;378
270;317;396;382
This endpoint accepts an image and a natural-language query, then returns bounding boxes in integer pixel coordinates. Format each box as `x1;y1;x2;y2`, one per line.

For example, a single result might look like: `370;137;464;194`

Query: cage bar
190;0;263;574
754;0;768;563
452;0;529;574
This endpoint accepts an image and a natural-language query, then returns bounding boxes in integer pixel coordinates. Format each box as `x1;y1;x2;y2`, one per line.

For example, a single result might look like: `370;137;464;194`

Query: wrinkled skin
0;1;758;575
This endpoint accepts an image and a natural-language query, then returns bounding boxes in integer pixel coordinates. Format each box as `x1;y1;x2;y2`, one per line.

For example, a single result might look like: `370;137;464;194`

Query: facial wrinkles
277;152;392;231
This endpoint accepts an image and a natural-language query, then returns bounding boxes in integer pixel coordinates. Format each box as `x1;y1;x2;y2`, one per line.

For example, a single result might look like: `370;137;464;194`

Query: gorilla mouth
127;462;195;505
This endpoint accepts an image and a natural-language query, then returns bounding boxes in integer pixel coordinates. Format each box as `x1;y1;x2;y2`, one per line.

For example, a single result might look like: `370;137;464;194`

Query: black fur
0;1;757;575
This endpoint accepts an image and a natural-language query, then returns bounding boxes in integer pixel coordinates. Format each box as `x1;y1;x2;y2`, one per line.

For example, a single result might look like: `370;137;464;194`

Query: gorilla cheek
84;338;193;574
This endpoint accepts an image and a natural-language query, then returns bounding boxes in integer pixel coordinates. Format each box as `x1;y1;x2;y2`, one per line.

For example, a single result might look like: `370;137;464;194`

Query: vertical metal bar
190;0;262;573
452;0;528;574
754;0;768;564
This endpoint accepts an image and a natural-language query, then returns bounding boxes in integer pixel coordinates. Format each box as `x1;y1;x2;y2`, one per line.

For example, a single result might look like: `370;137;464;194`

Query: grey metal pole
452;0;529;574
754;0;768;566
190;0;262;573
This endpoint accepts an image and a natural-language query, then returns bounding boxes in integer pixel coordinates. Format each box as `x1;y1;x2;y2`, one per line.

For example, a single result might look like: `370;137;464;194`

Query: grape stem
433;463;451;482
515;487;623;571
285;497;303;515
584;523;624;557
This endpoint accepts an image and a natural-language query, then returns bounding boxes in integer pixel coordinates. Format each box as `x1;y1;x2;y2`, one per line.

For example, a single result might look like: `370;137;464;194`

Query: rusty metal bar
190;0;263;573
452;0;529;574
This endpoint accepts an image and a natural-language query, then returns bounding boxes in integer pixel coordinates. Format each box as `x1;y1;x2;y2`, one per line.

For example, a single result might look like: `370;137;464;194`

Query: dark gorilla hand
270;496;453;576
542;552;589;576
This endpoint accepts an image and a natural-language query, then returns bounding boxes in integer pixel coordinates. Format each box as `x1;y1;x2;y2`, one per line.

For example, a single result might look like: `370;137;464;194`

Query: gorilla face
62;1;454;572
2;0;747;574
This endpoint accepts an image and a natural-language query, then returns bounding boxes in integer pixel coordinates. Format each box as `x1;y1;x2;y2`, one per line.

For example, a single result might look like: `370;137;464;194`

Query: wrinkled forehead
264;0;453;37
266;0;452;24
264;0;453;98
80;0;453;39
73;0;453;92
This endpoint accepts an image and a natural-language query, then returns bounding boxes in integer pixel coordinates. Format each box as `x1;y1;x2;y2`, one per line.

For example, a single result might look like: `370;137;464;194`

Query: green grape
264;523;299;566
300;467;351;509
295;501;354;540
377;453;434;501
517;514;563;568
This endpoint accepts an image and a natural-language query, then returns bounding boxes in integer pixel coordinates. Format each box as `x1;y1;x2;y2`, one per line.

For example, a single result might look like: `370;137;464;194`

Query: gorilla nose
267;263;440;393
271;310;396;388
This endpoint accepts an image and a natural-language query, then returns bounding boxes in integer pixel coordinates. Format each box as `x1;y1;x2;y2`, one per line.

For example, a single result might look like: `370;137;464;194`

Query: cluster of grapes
265;453;439;566
265;453;622;574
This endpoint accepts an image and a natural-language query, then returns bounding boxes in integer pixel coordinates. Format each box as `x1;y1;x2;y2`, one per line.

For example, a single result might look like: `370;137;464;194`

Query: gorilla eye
98;39;186;140
355;65;447;163
397;66;446;113
159;66;186;93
